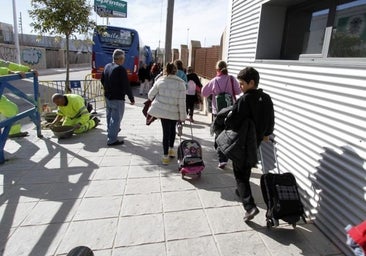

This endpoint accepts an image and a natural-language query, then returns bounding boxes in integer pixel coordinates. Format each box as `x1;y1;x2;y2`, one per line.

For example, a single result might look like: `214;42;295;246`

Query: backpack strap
214;78;222;94
214;77;230;94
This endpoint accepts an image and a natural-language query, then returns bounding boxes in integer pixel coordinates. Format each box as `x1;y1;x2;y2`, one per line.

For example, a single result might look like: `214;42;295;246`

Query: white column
164;0;174;64
12;0;21;64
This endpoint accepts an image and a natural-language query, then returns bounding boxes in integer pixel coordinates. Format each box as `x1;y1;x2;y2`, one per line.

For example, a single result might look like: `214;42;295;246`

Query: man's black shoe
107;140;124;146
243;207;259;222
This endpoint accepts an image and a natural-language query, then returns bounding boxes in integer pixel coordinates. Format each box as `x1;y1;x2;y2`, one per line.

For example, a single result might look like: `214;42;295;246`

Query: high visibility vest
57;94;89;120
0;60;30;75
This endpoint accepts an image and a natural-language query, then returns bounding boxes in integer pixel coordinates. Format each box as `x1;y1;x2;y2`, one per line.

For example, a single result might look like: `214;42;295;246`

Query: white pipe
12;0;21;64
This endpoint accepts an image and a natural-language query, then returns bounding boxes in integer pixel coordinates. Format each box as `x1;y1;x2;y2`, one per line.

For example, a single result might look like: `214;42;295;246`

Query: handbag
214;76;236;112
215;93;233;112
142;99;156;126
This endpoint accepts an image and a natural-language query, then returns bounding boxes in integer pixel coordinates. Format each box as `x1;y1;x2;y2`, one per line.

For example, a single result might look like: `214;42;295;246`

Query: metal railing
39;75;105;113
0;72;41;164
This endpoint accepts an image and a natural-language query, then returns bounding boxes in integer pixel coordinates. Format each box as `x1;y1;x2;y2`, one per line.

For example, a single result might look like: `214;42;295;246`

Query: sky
0;0;229;50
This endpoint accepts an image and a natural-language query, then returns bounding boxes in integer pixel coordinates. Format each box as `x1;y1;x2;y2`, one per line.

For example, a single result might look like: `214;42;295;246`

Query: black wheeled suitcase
259;139;306;228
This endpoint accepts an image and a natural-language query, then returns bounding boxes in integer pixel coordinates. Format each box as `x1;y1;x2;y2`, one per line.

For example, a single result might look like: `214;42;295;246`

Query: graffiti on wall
22;48;42;65
0;46;17;62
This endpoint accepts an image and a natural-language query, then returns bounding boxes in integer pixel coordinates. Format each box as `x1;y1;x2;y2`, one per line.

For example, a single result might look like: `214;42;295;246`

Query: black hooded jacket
225;88;274;147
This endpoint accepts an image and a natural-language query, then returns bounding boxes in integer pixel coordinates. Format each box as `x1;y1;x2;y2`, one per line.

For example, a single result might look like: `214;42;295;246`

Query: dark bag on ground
259;140;306;228
142;99;156;126
260;172;306;227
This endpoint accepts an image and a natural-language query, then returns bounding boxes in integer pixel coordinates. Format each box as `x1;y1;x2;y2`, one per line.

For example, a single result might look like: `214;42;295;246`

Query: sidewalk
0;90;343;256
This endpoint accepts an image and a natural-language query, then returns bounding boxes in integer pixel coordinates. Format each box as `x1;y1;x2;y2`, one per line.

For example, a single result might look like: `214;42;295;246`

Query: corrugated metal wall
228;0;366;255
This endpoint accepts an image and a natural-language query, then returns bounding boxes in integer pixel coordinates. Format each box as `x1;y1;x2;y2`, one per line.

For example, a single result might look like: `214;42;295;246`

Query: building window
257;0;366;60
329;1;366;57
303;9;329;55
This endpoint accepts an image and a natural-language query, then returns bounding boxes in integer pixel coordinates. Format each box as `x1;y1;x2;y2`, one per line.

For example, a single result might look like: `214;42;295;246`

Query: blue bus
92;26;153;83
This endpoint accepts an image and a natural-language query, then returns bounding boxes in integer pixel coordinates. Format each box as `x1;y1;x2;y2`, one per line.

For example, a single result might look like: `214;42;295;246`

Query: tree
29;0;95;92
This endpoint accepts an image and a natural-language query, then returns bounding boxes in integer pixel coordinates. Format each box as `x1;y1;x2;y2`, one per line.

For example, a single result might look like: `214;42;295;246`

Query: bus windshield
92;26;152;83
98;28;134;47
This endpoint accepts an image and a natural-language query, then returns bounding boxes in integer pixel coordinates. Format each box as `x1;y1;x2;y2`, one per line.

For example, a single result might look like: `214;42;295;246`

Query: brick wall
193;45;221;79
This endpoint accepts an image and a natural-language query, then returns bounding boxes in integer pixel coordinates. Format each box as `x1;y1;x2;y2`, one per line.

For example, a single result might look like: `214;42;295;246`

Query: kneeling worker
50;93;99;134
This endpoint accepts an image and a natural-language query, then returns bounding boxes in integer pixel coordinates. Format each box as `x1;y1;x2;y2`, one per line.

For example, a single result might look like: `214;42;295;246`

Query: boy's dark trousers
233;160;256;211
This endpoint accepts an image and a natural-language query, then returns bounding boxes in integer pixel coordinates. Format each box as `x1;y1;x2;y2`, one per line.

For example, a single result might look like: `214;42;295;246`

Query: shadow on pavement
0;136;98;256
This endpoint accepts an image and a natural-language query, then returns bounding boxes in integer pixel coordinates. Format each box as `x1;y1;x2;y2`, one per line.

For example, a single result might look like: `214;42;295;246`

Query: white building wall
227;1;366;255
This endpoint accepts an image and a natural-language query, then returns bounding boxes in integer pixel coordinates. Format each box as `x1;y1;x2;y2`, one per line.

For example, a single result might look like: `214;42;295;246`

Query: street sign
94;0;127;18
70;80;81;89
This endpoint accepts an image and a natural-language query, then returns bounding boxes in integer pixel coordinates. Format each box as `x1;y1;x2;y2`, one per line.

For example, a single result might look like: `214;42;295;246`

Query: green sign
94;0;127;18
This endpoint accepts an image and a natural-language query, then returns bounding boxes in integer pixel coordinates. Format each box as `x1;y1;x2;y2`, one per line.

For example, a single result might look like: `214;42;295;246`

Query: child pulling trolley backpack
177;122;205;178
259;139;306;228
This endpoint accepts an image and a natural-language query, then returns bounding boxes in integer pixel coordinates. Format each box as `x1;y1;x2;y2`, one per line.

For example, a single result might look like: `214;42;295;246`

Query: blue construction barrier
0;72;41;164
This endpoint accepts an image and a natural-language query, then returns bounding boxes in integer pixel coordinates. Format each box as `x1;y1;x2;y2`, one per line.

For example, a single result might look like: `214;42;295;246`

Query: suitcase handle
178;120;194;142
259;137;280;174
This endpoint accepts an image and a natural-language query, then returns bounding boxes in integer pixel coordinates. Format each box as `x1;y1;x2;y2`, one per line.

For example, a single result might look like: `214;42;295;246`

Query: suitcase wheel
267;218;279;228
266;220;272;229
197;172;201;177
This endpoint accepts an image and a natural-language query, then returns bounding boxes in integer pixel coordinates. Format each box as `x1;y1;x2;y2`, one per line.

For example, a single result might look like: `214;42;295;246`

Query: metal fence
39;75;104;113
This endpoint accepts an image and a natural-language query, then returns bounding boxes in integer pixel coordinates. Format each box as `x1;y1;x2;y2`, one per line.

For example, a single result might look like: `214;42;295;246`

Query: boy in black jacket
225;67;275;222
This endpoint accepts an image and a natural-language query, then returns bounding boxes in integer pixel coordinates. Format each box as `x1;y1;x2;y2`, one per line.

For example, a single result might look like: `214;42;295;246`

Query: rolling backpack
259;139;306;228
177;122;205;178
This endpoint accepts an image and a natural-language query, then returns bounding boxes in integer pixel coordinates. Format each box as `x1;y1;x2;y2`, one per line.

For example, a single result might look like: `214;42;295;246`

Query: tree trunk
65;34;71;93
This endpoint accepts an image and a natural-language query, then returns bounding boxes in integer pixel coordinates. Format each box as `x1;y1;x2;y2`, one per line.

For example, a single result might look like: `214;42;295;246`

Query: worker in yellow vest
50;93;99;134
0;60;37;138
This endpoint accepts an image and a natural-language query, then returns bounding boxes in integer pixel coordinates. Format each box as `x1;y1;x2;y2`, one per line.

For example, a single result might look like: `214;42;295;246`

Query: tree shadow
97;105;242;205
0;136;98;256
308;145;366;255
